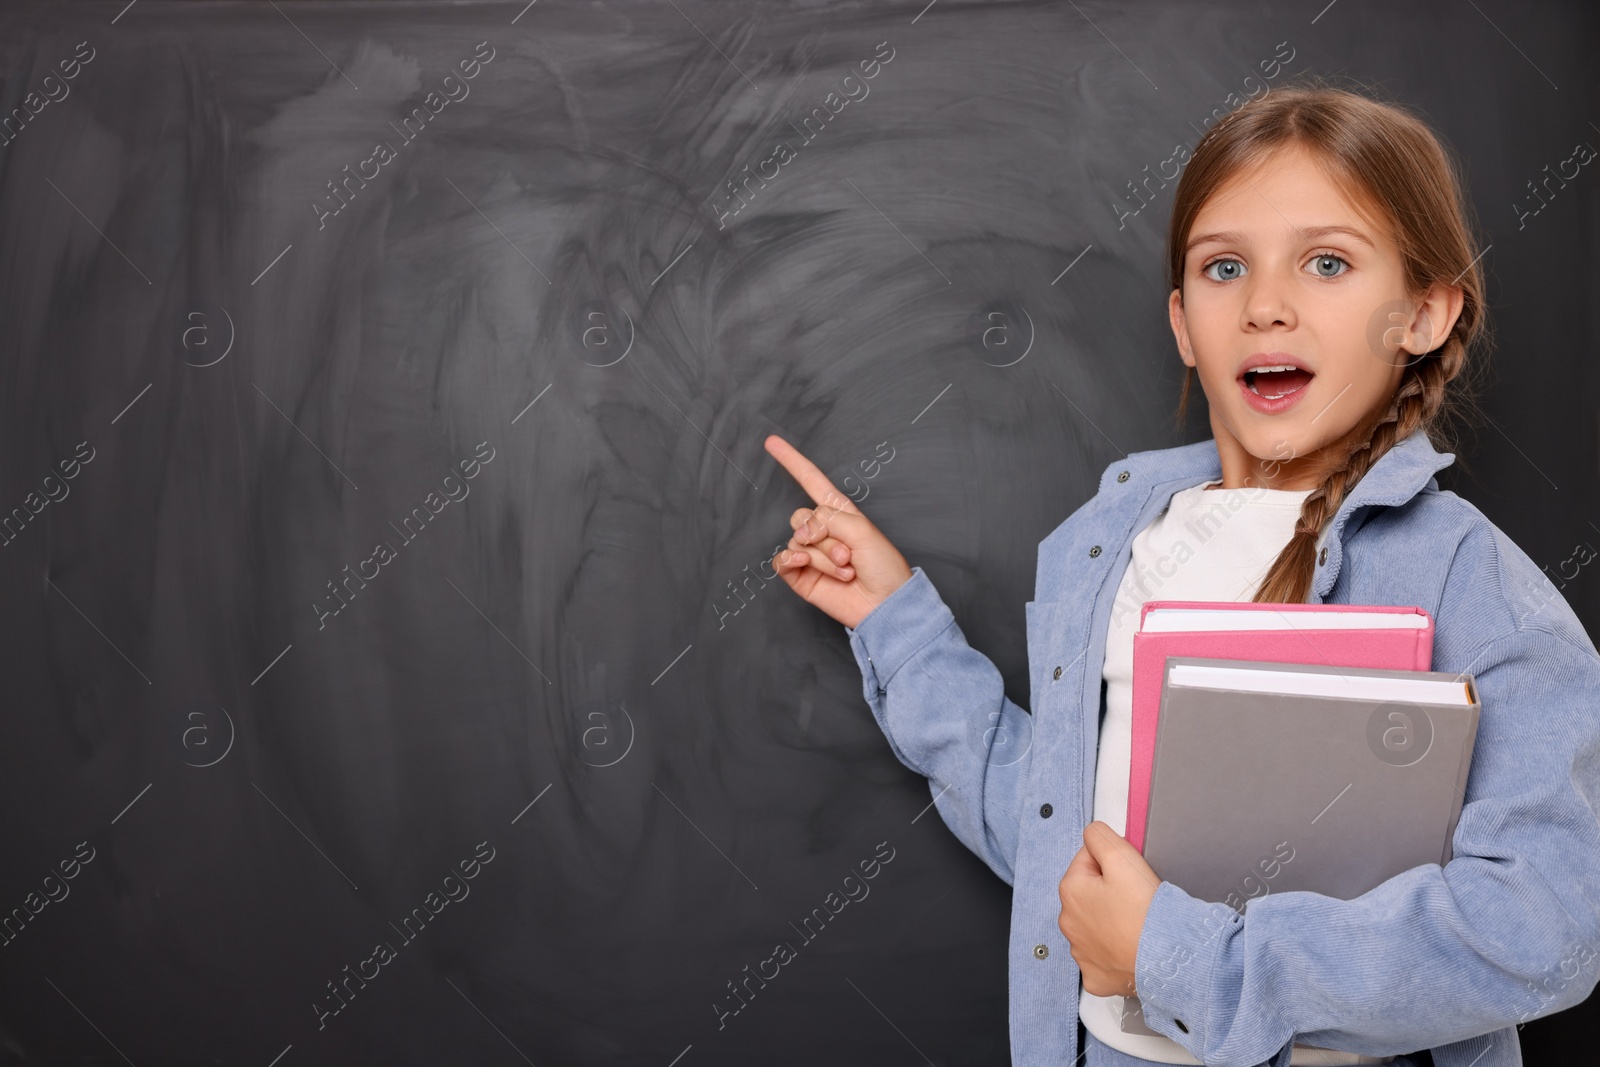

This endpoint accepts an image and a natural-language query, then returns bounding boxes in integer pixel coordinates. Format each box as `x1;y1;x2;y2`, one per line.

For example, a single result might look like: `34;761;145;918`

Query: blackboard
0;1;1595;1064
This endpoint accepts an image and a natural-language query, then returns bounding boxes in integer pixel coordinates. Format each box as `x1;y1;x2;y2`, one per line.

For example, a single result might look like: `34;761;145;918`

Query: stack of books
1114;600;1481;1041
1126;601;1472;908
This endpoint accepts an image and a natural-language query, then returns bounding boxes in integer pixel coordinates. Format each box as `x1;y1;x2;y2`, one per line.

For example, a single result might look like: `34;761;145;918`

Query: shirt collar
1118;429;1457;598
1126;428;1454;504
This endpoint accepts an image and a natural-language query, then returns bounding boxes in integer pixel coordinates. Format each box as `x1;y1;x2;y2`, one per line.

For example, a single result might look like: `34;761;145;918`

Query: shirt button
1039;803;1053;818
1318;546;1328;565
1117;470;1130;482
1033;944;1049;960
1088;545;1101;557
1053;666;1062;680
1175;1018;1189;1033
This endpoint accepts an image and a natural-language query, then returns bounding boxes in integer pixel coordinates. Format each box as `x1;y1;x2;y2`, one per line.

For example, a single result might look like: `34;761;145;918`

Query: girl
763;83;1600;1067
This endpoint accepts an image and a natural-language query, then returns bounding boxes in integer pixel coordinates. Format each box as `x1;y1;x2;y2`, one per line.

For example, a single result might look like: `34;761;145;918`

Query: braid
1252;332;1465;604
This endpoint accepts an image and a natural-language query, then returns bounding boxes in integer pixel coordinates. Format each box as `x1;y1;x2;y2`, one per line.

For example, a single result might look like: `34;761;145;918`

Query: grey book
1118;655;1480;1039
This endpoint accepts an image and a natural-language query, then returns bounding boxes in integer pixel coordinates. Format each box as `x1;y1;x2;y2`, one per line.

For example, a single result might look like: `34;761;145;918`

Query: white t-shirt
1078;478;1391;1065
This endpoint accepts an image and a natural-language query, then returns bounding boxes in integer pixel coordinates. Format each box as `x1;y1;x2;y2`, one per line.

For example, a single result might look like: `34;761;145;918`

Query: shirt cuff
843;565;955;693
1132;879;1240;1055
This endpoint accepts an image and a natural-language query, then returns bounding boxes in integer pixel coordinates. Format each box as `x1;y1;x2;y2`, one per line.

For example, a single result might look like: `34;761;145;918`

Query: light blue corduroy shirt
844;429;1600;1067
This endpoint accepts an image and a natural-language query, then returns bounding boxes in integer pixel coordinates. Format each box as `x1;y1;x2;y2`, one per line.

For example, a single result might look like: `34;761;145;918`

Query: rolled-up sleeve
1129;625;1600;1067
845;565;1031;886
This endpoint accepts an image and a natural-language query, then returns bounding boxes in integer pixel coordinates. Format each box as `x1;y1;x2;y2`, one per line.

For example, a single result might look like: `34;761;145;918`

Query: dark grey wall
0;1;1594;1064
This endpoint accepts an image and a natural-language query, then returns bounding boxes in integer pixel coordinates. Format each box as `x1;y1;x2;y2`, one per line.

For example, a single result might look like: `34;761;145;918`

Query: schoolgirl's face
1167;144;1453;490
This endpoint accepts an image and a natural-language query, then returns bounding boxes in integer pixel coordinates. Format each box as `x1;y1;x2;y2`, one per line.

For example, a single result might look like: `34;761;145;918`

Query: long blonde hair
1168;81;1490;603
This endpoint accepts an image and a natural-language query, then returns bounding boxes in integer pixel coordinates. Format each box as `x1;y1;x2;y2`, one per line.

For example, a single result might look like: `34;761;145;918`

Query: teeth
1243;364;1307;399
1241;369;1305;398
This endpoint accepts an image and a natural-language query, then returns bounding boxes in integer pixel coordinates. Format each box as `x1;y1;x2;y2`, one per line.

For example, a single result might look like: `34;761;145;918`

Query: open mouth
1242;365;1315;399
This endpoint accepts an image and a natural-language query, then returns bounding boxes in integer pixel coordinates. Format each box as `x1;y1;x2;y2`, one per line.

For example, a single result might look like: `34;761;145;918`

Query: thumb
1082;820;1128;863
800;505;877;548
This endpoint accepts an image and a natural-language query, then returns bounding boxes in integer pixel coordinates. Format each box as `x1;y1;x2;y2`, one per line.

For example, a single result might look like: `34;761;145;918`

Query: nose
1241;269;1296;332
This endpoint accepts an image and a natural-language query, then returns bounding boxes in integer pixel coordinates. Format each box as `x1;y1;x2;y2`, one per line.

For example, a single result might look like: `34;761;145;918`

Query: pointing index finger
763;434;862;514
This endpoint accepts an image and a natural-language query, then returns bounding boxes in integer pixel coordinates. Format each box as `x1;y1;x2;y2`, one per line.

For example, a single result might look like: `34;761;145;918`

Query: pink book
1126;599;1434;853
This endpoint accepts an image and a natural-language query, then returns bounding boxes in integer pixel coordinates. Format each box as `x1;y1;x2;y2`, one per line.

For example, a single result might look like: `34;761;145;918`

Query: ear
1400;281;1465;356
1168;288;1195;368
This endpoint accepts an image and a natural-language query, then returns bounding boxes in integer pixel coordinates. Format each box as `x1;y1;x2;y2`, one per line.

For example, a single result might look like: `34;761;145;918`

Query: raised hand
763;434;914;630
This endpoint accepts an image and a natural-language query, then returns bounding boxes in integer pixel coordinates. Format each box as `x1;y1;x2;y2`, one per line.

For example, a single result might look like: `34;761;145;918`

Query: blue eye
1309;253;1349;278
1203;258;1245;282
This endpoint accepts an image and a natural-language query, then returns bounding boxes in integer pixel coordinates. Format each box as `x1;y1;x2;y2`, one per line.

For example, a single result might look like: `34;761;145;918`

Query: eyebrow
1186;225;1378;254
